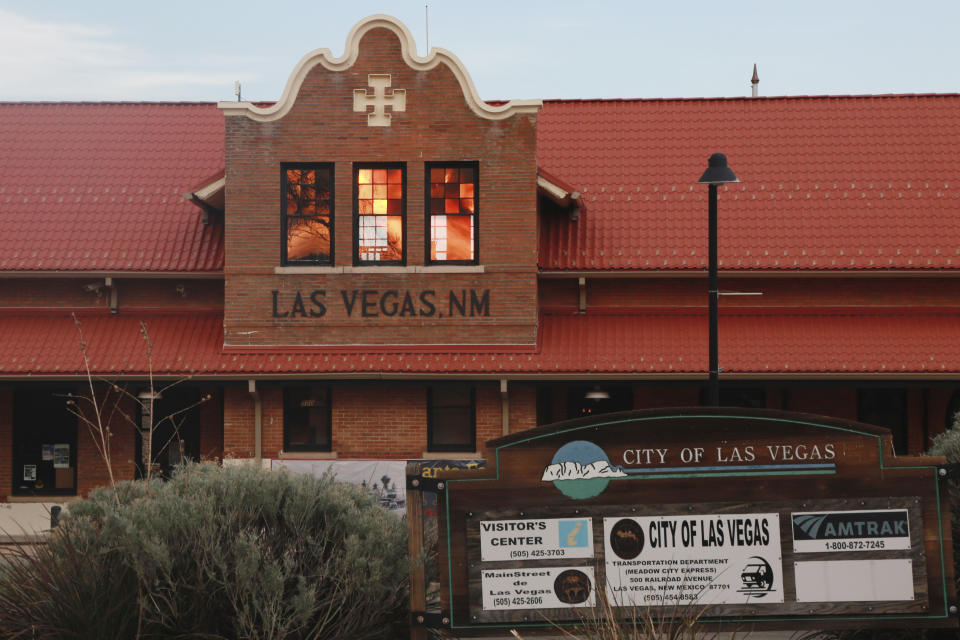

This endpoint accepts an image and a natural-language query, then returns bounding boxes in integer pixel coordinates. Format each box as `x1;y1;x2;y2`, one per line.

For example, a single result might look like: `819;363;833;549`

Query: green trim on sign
620;469;835;480
441;413;953;628
500;413;887;454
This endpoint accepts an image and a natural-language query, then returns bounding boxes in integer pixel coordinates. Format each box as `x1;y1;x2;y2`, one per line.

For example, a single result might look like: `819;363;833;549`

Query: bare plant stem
70;313;119;503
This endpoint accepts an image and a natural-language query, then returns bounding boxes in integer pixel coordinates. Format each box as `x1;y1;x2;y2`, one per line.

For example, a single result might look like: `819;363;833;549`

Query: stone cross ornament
353;74;406;126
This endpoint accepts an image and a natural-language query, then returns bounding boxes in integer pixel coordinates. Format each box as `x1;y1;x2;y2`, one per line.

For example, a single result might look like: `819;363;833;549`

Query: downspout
248;379;262;465
500;378;510;436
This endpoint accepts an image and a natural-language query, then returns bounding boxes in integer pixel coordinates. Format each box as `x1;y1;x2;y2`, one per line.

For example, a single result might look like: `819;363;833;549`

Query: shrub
929;410;960;565
0;463;409;640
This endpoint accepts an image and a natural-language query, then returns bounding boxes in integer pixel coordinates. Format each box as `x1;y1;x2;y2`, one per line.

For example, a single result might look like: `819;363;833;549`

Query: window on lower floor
284;386;332;451
13;388;77;495
355;164;405;264
428;384;475;452
427;163;477;263
283;164;334;265
946;390;960;431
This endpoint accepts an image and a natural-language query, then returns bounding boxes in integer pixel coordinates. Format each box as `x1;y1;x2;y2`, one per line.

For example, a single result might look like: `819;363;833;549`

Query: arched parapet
218;14;541;123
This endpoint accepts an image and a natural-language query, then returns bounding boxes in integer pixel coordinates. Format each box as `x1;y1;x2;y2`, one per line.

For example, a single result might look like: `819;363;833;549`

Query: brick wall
77;386;136;495
197;387;224;461
475;383;501;458
331;384;426;458
260;386;284;458
509;384;537;434
223;384;255;459
220;381;524;462
223;25;539;347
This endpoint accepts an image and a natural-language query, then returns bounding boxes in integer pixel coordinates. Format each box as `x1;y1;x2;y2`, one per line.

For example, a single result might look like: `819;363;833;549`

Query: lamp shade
697;153;739;184
585;386;610;401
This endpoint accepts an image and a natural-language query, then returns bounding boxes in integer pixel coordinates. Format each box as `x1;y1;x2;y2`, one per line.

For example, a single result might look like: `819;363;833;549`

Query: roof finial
751;63;759;98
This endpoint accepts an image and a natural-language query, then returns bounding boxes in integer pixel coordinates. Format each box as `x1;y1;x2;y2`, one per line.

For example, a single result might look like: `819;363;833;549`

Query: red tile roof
0;103;224;272
2;310;958;377
2;95;958;273
538;95;960;271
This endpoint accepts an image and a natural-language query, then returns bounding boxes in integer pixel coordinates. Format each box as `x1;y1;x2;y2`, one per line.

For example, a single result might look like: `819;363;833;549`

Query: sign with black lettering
604;514;782;606
792;509;911;552
481;567;596;611
426;408;956;634
270;288;490;319
480;518;593;561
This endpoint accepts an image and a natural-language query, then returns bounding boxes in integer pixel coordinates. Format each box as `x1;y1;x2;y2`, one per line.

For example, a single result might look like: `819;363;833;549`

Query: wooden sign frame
417;408;957;636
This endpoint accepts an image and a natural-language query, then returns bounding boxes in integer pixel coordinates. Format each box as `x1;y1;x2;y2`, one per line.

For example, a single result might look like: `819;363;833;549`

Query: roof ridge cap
541;93;960;104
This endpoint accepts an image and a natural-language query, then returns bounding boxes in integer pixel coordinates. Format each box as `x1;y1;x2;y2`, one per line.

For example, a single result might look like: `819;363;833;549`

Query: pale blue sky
1;0;956;102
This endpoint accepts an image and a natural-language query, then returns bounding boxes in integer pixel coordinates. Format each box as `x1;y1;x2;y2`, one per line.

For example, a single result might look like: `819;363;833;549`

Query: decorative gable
218;15;540;124
218;15;542;349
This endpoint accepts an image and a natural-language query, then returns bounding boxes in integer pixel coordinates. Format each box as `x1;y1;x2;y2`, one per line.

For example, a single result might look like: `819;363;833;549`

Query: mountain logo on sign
542;441;626;499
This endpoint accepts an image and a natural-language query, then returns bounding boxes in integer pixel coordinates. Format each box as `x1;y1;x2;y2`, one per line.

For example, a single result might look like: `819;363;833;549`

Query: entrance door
12;388;77;496
136;388;203;478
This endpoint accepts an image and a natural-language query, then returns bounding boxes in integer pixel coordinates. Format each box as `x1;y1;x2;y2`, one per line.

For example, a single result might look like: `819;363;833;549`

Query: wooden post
406;463;428;640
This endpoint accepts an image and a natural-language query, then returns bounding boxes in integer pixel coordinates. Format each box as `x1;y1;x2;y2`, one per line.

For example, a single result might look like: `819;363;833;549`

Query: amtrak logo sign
792;509;911;553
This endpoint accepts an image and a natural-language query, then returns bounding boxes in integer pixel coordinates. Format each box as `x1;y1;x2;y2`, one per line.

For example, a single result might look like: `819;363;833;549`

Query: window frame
424;161;480;266
281;162;335;266
427;384;476;452
282;385;333;453
353;162;407;266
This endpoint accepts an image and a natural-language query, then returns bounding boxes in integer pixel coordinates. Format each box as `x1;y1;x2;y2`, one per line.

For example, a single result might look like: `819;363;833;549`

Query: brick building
2;15;960;506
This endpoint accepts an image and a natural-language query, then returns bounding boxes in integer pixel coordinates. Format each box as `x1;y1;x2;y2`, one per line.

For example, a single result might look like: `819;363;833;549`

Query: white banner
480;517;594;562
482;567;596;610
795;560;914;602
604;514;783;606
272;459;407;513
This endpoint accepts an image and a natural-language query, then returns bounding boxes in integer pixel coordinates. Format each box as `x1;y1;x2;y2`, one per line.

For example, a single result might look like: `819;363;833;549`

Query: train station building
2;15;960;508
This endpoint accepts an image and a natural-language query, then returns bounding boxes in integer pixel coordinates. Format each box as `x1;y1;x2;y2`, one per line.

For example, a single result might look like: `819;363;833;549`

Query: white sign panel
482;567;596;610
272;459;407;513
604;514;783;606
480;518;594;562
792;509;911;553
795;560;914;602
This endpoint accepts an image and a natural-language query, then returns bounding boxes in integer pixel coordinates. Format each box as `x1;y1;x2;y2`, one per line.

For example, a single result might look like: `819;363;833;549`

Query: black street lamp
697;153;739;407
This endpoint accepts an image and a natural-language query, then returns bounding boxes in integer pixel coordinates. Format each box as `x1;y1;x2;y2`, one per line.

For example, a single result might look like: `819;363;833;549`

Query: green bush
0;463;409;640
928;411;960;608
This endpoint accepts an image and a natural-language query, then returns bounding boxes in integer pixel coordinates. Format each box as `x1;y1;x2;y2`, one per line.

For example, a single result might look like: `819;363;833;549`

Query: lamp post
697;153;739;406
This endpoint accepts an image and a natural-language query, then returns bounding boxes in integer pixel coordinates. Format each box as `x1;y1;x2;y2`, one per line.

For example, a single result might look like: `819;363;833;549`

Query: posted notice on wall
480;517;594;562
604;514;783;606
482;567;596;610
53;444;70;469
792;509;911;553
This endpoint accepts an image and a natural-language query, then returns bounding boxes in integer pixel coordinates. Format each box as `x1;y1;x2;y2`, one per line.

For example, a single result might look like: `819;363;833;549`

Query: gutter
1;271;224;280
539;270;960;279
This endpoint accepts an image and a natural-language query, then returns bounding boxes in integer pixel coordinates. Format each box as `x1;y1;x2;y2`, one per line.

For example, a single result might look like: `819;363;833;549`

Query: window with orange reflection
283;164;333;264
427;163;477;263
355;164;404;264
